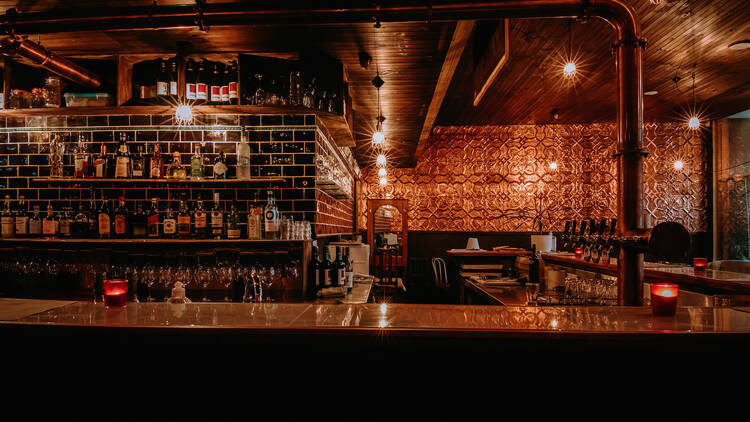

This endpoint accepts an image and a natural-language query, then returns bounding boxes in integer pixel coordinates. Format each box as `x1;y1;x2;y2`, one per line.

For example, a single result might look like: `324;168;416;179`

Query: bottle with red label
195;59;208;104
210;62;222;104
147;198;160;238
220;62;230;104
185;59;197;101
228;61;238;105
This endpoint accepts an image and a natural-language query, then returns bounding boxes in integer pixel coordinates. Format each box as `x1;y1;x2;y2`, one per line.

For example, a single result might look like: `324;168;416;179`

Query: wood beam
414;20;474;162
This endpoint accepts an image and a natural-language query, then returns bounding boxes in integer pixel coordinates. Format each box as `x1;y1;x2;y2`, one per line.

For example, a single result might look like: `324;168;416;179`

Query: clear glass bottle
213;151;228;179
247;192;263;240
73;134;89;178
150;143;164;178
114;133;132;178
190;144;204;179
236;137;251;180
263;190;280;240
49;134;65;178
167;151;186;179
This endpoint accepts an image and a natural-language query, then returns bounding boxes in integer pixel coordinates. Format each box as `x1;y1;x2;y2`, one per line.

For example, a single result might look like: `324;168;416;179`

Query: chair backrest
431;257;448;287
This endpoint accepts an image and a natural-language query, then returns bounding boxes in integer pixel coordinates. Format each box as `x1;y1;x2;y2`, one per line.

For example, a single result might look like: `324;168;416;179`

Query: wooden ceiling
1;1;750;168
436;0;750;127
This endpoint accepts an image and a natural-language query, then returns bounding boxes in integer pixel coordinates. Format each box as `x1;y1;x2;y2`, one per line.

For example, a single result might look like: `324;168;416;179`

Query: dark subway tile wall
0;113;353;233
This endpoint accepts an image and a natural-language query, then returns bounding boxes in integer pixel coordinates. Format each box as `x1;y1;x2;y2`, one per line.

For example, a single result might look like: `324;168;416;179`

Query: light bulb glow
563;62;576;77
688;116;700;129
674;160;684;170
549;162;558;170
372;131;385;146
376;154;386;166
379;177;387;186
175;104;193;125
378;167;387;177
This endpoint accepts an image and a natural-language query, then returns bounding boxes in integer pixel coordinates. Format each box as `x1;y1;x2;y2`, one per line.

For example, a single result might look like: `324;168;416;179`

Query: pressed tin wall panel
360;123;708;233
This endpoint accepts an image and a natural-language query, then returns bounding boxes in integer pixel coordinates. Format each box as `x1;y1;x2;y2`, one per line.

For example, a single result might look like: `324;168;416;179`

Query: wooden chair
372;247;403;302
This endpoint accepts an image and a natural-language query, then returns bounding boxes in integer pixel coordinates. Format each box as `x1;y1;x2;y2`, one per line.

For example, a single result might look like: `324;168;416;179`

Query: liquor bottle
177;199;191;239
236;136;252;180
311;246;321;292
132;145;145;178
1;195;13;238
210;62;222;104
190;144;204;179
321;247;332;287
226;203;241;239
168;57;178;98
131;202;147;238
263;190;280;240
196;59;208;104
87;191;98;237
344;247;354;292
29;205;42;237
58;204;72;237
576;219;588;252
163;202;177;238
93;143;109;178
228;61;238;105
213;151;228;179
560;221;570;251
185;59;197;101
247;192;263;240
42;202;57;237
210;193;224;239
602;218;617;265
14;196;29;237
72;203;89;238
149;144;164;178
193;199;208;239
567;220;577;252
156;58;169;99
333;246;346;287
114;133;132;178
220;63;229;104
591;218;607;264
583;219;596;262
113;197;129;238
167;151;186;179
73;134;89;178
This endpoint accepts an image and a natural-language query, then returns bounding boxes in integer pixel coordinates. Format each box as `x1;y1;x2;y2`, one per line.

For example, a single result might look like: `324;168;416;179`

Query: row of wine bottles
311;245;354;292
560;218;619;265
0;191;289;241
132;57;239;105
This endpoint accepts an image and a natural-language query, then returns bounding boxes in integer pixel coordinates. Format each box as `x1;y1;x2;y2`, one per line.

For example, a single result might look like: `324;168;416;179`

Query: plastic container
63;92;112;107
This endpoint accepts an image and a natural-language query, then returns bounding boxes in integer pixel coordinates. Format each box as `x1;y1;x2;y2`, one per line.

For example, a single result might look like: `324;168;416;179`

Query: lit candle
693;257;707;273
103;279;129;308
650;283;678;316
574;248;583;259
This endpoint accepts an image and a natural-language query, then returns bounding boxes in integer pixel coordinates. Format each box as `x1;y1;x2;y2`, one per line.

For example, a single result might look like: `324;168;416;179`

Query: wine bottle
210;61;221;104
321;247;332;287
220;62;229;104
98;199;111;239
169;57;178;98
228;61;238;105
73;134;89;178
185;59;197;101
167;151;186;180
196;59;208;104
344;247;354;292
311;246;321;292
156;58;169;99
87;191;98;237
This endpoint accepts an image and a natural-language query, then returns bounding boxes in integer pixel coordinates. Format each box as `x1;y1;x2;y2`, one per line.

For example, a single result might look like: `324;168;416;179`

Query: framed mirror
367;199;408;275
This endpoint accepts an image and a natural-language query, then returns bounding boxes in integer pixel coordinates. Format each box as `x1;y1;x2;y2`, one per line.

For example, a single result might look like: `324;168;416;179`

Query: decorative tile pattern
360;123;708;233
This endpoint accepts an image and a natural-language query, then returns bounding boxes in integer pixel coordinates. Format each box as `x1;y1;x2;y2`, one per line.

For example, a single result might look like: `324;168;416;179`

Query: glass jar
44;76;61;107
31;88;47;108
9;90;30;109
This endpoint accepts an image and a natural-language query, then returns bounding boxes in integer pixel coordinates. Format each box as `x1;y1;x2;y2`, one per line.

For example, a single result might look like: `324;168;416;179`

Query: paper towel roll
531;234;555;252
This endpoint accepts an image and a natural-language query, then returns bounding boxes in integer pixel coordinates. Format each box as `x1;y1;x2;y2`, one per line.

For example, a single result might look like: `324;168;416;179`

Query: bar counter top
3;298;750;335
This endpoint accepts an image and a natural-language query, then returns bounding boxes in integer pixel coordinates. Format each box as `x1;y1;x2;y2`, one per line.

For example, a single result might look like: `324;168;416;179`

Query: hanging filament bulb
372;130;385;146
688;116;700;130
376;154;387;166
379;177;387;186
563;62;576;77
549;162;558;170
377;167;387;177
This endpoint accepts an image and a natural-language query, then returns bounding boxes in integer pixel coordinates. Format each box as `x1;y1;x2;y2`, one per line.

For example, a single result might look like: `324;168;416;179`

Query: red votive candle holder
103;279;128;308
650;283;678;316
693;257;707;272
574;248;583;259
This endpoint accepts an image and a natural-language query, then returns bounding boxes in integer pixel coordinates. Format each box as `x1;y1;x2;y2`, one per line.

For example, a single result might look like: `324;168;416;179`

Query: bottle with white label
263;190;280;240
29;206;42;237
210;193;224;239
114;133;131;178
14;196;29;237
1;195;14;238
42;202;57;237
247;192;263;240
162;202;177;238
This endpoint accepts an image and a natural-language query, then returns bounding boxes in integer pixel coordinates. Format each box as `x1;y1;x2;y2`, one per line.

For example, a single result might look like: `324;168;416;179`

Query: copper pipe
1;0;645;304
0;37;101;88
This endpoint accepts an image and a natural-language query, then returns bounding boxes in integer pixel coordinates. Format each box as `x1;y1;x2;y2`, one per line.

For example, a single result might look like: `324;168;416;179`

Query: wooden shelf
33;177;285;183
0;238;312;244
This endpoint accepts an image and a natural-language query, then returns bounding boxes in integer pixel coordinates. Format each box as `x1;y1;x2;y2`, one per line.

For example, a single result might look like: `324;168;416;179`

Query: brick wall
0;113;323;228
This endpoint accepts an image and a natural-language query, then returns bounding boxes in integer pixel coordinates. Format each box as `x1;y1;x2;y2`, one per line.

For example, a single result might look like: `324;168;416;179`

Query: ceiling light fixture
549;162;558;170
378;167;387;177
563;19;577;78
175;104;193;125
376;153;387;167
379;177;388;186
649;0;662;4
372;73;386;147
729;40;750;51
674;160;684;170
688;72;700;130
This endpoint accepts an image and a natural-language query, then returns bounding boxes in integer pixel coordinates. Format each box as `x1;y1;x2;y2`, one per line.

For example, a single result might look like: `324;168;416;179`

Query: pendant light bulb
688;116;700;129
563;62;576;77
175;104;194;125
376;154;387;166
379;177;388;186
377;167;387;177
372;130;385;146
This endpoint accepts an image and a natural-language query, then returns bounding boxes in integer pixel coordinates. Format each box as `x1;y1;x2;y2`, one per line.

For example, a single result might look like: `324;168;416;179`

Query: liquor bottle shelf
32;177;286;183
0;238;312;244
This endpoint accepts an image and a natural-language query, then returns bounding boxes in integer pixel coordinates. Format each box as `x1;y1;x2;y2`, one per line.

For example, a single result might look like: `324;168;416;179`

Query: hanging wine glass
254;74;265;106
